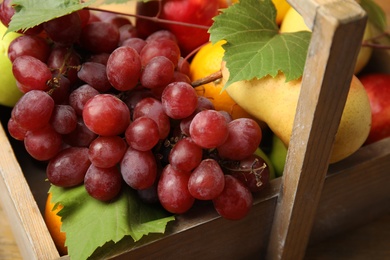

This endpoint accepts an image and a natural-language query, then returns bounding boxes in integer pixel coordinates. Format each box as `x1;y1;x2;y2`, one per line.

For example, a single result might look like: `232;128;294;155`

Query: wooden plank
0;123;60;260
266;1;368;259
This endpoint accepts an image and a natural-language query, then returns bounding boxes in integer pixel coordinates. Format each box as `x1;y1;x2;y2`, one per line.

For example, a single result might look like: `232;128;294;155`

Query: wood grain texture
0;123;60;260
266;1;368;259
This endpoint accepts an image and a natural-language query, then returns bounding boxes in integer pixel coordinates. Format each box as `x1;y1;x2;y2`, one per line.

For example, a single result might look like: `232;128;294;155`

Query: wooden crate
1;0;390;259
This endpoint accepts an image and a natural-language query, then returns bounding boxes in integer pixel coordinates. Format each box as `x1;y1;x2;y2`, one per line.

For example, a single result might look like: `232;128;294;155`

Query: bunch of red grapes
1;2;270;220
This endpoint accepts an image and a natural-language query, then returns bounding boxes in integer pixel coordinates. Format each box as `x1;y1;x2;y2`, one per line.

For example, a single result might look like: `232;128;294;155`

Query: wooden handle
267;0;367;259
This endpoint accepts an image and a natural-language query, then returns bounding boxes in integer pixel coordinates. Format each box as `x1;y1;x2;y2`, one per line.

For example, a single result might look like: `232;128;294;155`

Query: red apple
160;0;219;55
136;0;219;56
359;73;390;144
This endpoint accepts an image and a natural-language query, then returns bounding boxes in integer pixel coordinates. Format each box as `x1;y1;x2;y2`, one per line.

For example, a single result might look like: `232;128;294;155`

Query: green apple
269;134;287;178
254;147;276;180
0;23;23;107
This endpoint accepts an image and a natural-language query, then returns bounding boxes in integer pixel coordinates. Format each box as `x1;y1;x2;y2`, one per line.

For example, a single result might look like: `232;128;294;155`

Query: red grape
84;164;122;201
46;147;91;187
217;118;262;160
188;159;225;200
120;147;157;190
189;109;229;149
169;137;202;172
157;164;194;214
212;175;253;220
125;117;159;151
88;136;127;168
83;94;131;136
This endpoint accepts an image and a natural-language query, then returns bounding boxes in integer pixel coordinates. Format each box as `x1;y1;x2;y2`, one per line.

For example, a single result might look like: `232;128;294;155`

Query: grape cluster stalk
1;3;271;220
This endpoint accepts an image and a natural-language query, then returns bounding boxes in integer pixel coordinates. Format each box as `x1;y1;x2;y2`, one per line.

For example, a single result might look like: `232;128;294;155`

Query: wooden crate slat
267;1;368;259
0;123;60;260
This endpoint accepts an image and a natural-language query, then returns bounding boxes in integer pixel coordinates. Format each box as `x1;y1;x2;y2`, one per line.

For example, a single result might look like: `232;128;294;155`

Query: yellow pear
222;66;372;163
280;7;373;75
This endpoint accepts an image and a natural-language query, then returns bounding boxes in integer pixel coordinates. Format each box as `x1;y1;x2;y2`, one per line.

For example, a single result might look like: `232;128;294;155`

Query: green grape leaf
359;0;387;32
49;184;174;260
209;0;311;88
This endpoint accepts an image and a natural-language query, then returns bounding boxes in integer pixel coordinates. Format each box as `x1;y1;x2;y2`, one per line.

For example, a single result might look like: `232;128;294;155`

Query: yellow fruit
190;40;254;120
280;7;373;74
44;193;67;256
272;0;291;25
222;65;372;164
0;23;23;107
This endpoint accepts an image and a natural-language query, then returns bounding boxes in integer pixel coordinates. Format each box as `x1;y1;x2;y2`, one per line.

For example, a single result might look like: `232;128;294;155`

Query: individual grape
87;52;110;65
77;62;112;92
0;0;43;35
43;12;82;45
133;97;170;139
217;118;262;161
8;35;51;63
49;73;71;105
24;125;62;161
189;109;229;149
118;24;138;45
46;147;91;187
47;45;81;84
188;159;225;200
12;55;52;92
134;1;161;39
88;135;127;168
80;21;119;53
218;110;233;123
171;71;191;84
222;154;270;193
63;117;97;147
49;105;77;135
12;90;54;131
106;46;142;91
0;0;14;26
84;164;122;201
212;175;253;220
179;97;215;136
161;81;198;119
120;37;147;54
145;30;177;43
124;88;153;116
157;164;194;214
137;180;159;204
140;38;181;67
100;13;131;29
169;137;202;172
176;57;191;76
83;94;131;136
140;56;175;89
125;117;159;151
120;147;157;190
68;84;100;116
7;117;27;141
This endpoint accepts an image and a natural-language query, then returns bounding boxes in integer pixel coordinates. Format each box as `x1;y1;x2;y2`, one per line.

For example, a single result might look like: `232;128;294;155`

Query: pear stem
191;70;222;87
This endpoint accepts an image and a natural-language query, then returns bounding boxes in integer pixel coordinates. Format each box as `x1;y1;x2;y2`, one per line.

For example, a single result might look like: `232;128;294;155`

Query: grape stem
86;7;210;30
191;70;222;88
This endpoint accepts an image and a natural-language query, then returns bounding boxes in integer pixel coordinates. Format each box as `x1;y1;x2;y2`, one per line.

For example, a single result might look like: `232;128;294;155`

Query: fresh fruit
254;147;276;179
0;22;23;107
272;0;291;24
190;40;254;120
44;193;67;256
268;134;287;177
222;65;372;163
359;73;390;144
5;6;273;226
159;0;220;55
280;7;373;74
